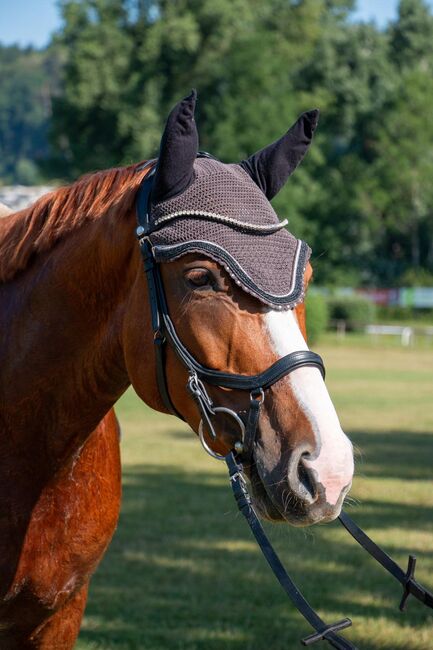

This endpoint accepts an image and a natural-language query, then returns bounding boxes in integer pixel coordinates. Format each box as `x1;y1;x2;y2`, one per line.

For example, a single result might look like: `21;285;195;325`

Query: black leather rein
136;160;433;648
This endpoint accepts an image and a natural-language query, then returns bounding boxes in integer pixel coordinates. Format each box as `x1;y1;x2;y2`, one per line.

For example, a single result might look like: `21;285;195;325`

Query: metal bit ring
198;407;245;461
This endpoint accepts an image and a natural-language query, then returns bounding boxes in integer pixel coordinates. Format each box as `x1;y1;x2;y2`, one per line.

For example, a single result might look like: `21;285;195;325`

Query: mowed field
76;336;433;650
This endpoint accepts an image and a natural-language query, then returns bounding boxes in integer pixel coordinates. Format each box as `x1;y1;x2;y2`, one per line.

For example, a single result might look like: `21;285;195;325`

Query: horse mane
0;162;149;283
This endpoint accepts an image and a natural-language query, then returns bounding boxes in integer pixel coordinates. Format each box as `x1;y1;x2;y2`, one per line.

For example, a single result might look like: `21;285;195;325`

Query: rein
136;161;433;647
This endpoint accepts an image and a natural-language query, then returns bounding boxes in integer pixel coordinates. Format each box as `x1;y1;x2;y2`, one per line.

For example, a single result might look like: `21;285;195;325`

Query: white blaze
265;310;353;505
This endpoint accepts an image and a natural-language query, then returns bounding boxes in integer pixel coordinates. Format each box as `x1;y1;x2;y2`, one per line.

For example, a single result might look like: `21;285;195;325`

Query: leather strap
241;391;262;463
226;452;355;649
136;164;182;417
136;161;157;233
139;238;183;418
162;314;325;390
339;511;433;612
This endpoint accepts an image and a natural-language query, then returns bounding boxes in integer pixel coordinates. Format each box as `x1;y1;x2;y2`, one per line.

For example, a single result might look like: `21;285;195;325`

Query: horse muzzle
252;438;353;526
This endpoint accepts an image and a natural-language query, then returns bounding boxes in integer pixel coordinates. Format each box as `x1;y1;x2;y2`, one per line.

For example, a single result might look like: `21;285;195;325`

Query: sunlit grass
76;338;433;650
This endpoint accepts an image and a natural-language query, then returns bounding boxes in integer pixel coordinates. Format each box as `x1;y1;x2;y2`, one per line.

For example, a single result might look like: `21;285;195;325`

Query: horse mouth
247;460;286;522
247;456;345;526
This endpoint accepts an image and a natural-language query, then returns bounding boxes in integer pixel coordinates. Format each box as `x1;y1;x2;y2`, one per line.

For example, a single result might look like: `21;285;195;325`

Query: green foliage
399;267;433;287
0;45;60;184
15;159;43;185
2;0;433;287
327;294;376;330
376;304;412;321
49;0;328;176
377;304;433;322
305;291;329;344
390;0;433;68
362;67;433;281
293;1;433;285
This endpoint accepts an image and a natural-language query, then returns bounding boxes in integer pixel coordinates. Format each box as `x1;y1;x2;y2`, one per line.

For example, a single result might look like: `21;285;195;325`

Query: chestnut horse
0;95;354;648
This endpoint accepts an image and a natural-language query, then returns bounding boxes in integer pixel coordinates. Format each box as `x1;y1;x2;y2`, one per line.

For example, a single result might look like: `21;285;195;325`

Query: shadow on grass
349;430;433;482
78;428;433;650
170;429;433;482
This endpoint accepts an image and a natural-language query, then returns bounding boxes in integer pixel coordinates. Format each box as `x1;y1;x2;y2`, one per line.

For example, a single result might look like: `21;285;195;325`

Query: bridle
136;159;433;648
136;157;325;463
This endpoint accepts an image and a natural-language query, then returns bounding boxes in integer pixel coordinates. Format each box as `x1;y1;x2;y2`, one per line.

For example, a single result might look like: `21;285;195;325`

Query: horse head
124;91;354;526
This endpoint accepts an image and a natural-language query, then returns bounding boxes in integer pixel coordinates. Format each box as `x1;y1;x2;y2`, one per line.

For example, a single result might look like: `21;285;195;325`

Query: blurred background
1;2;433;649
2;0;433;330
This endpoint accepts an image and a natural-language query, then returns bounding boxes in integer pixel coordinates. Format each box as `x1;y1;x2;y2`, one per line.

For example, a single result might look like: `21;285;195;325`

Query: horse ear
239;110;319;200
151;90;199;204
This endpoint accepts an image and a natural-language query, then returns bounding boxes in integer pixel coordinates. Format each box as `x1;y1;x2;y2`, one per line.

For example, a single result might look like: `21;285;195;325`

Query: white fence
365;324;433;346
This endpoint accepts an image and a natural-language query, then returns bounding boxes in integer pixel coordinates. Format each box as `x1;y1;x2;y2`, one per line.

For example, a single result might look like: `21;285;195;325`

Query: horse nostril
298;457;317;503
287;446;318;505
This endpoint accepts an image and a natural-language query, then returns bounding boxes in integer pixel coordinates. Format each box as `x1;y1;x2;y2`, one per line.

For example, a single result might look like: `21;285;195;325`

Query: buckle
250;387;265;404
153;330;166;345
301;618;352;646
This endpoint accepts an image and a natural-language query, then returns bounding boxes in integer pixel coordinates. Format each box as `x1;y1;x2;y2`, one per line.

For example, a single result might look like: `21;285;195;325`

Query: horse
0;91;354;648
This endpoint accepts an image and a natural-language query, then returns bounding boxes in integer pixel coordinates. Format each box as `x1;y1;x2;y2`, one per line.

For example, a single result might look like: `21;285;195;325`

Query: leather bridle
136;159;325;464
135;159;433;648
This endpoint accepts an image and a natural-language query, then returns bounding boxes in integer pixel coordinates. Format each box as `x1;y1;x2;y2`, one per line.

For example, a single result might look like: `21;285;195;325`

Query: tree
293;19;398;284
50;0;137;176
355;0;433;282
390;0;433;70
0;45;59;184
361;69;433;280
50;0;328;176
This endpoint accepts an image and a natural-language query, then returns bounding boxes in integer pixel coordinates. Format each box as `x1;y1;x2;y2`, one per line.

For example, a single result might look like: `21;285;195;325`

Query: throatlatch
136;162;433;648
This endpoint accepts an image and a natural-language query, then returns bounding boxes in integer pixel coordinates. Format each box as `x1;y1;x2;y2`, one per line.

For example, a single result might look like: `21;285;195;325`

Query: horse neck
0;204;140;469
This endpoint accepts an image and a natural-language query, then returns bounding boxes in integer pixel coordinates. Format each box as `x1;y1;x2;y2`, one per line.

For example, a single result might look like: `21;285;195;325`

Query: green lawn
76;337;433;650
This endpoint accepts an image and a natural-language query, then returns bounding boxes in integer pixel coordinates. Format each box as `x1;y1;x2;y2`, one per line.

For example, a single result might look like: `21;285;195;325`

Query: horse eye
185;268;213;288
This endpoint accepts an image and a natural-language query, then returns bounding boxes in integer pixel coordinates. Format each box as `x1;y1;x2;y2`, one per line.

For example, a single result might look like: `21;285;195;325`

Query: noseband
136;160;432;649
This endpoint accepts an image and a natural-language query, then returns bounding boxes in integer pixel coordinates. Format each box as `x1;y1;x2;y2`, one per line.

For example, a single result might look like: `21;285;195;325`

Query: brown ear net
149;92;317;309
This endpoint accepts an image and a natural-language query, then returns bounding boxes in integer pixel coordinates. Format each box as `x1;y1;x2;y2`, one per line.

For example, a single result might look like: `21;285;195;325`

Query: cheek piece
136;158;433;649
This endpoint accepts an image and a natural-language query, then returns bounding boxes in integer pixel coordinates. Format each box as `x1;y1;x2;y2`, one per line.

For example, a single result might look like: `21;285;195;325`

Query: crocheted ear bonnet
148;90;318;310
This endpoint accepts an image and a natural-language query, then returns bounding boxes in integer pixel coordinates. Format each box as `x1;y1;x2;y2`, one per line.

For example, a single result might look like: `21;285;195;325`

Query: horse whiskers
254;496;272;521
282;487;291;513
352;443;364;462
343;495;360;507
247;462;304;517
257;471;289;490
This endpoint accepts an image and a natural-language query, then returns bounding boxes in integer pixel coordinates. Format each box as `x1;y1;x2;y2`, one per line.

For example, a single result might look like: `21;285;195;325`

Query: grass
76;337;433;650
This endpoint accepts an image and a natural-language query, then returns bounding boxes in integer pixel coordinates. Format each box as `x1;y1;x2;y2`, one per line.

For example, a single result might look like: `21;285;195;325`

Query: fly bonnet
146;90;318;309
